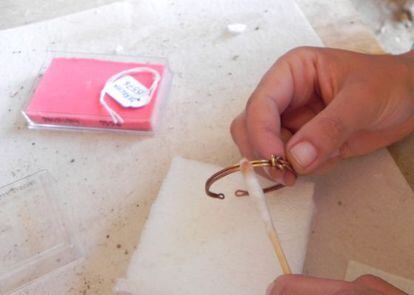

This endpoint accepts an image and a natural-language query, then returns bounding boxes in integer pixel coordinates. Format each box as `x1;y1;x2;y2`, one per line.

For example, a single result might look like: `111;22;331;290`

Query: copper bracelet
205;155;296;199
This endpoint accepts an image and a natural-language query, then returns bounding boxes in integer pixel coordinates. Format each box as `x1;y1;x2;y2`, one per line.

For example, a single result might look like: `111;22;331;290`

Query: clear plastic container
0;171;82;294
22;51;173;134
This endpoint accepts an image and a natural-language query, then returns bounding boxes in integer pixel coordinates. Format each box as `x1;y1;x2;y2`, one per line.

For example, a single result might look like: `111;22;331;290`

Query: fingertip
283;171;296;186
265;167;285;184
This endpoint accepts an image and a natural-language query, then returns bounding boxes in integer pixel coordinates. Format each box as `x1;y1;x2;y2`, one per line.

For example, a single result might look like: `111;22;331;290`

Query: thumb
286;89;366;174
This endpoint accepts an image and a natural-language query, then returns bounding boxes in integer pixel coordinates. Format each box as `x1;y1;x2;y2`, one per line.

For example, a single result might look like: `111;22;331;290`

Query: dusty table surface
0;0;413;293
297;0;414;192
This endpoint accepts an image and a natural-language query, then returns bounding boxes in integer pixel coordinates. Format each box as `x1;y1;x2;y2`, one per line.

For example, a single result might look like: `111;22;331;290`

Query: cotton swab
240;159;292;275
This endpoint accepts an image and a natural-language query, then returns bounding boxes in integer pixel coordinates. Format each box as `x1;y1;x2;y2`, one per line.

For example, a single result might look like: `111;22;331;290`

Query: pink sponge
25;58;168;132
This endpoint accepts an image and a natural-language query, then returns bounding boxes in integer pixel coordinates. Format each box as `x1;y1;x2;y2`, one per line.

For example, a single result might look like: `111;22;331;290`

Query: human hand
230;47;414;184
266;274;407;295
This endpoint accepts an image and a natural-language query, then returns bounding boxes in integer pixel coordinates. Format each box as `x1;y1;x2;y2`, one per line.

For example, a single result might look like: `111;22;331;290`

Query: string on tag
100;67;161;124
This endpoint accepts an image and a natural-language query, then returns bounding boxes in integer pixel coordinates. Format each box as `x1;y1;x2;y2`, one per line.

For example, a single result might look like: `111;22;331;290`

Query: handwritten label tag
106;75;151;108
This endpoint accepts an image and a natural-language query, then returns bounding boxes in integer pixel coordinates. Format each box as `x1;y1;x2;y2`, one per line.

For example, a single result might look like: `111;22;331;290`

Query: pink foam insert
25;58;166;131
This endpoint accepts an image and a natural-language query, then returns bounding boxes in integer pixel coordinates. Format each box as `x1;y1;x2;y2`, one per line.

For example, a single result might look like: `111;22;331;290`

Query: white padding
114;157;315;295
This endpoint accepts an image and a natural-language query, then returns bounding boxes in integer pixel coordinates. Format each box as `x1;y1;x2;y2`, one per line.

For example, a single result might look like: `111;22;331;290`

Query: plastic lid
0;171;82;294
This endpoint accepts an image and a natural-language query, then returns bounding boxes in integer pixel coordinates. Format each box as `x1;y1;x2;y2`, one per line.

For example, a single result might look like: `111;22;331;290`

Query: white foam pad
114;157;315;294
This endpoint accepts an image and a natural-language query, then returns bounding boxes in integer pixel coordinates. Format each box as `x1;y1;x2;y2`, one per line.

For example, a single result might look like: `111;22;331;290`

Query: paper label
106;75;151;108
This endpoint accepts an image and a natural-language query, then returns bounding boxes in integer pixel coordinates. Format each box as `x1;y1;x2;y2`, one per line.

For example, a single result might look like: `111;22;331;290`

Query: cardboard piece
304;149;414;280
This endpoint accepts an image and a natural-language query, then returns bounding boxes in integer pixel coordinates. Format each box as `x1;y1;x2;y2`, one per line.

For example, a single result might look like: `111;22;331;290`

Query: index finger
245;47;319;159
245;62;291;159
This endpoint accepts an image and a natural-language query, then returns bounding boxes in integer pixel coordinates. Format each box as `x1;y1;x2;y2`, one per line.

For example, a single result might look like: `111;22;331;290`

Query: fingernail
266;281;276;295
290;141;317;168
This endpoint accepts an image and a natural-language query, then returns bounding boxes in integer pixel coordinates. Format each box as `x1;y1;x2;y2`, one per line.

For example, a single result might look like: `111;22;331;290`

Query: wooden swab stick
240;159;292;275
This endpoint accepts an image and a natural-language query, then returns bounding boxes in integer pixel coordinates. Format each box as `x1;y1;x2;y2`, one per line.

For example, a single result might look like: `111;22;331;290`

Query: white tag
105;75;151;108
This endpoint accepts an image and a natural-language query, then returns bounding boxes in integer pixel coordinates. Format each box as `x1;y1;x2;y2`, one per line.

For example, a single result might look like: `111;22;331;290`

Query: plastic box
22;51;172;134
